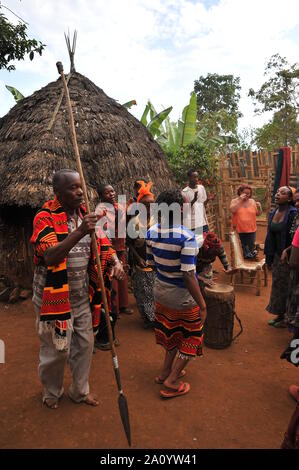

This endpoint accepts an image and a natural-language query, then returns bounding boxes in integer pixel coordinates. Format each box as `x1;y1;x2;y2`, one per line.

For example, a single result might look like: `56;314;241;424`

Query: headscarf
203;231;222;254
136;180;154;202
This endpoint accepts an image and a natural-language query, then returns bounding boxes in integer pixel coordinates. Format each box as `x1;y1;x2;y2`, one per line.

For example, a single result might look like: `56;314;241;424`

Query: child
146;189;206;399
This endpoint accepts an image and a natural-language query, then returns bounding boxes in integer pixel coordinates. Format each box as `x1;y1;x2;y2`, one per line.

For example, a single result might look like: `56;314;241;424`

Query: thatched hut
0;71;175;290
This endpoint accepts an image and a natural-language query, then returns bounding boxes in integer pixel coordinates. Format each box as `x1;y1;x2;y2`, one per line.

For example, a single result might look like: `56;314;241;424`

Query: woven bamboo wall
206;145;299;240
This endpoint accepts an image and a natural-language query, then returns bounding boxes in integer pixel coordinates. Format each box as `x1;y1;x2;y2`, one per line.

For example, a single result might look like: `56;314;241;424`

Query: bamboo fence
206;145;299;240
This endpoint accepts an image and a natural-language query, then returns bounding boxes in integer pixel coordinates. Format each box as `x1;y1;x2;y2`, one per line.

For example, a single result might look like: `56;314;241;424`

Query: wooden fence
206;145;299;240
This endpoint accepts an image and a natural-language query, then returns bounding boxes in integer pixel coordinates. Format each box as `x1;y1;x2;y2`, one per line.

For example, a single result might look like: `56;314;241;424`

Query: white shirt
182;184;208;230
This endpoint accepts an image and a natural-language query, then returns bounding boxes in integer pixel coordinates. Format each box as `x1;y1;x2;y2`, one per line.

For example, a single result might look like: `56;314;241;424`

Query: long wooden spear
56;62;131;447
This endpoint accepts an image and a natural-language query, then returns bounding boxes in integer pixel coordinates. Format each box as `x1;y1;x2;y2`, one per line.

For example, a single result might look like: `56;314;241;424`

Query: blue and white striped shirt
146;224;198;289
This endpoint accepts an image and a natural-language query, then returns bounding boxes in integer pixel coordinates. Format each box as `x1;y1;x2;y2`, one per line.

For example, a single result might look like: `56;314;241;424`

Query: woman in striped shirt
146;190;207;399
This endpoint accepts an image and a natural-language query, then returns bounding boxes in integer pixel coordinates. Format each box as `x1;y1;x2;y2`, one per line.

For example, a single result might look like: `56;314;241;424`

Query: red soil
0;226;298;449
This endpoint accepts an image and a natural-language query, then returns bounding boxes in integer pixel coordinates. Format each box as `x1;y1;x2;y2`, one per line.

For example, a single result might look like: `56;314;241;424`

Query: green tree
254;107;299;150
0;7;45;71
249;54;299;148
165;139;218;186
194;73;242;138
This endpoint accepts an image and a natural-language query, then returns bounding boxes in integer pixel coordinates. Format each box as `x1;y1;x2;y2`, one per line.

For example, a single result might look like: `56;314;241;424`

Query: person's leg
111;279;120;317
94;305;118;350
68;303;98;405
132;270;155;326
248;232;257;257
281;403;299;449
163;354;190;390
117;251;132;314
131;270;147;322
266;254;289;326
238;233;250;258
95;308;107;343
156;349;178;382
35;305;68;408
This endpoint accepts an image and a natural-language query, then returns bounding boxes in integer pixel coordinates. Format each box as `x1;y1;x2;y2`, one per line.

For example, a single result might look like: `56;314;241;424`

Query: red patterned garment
31;196;115;348
154;302;204;358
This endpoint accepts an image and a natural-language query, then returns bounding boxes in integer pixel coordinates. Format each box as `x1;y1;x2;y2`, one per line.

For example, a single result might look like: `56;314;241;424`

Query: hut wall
0;207;34;289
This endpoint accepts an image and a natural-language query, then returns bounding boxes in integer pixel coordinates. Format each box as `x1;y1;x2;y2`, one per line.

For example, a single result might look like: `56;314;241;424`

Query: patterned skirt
266;253;290;315
131;268;155;322
154;301;204;358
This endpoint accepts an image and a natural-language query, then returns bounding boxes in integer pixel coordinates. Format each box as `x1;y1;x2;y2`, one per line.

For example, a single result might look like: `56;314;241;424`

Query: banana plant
157;92;197;149
140;100;173;138
157;92;235;152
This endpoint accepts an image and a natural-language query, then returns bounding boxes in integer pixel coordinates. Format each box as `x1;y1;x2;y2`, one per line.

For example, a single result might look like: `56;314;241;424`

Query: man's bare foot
43;397;59;409
84;393;99;406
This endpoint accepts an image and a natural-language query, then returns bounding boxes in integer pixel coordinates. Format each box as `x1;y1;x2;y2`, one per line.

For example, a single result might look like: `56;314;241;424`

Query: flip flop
160;382;190;399
155;369;186;384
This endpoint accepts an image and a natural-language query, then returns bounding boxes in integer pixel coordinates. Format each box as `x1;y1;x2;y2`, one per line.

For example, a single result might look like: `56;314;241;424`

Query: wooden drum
203;283;242;349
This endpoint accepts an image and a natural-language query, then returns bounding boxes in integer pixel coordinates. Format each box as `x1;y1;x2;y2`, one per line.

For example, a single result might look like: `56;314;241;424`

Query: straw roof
0;72;175;209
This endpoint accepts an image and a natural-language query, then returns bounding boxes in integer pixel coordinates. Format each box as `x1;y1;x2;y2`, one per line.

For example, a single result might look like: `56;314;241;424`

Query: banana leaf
182;104;189;124
148;101;158;122
175;120;184;148
6;85;24;103
147;106;173;138
156;134;168;147
165;117;176;150
182;92;197;146
141;101;151;126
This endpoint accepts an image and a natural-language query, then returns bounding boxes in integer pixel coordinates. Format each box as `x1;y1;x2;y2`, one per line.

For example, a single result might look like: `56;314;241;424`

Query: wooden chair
228;231;267;296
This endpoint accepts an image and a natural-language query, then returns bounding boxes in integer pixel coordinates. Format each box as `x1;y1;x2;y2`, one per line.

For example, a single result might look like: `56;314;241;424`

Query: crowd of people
30;168;299;447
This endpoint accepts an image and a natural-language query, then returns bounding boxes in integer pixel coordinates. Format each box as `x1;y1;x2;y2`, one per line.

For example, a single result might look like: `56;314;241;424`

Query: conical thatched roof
0;72;175;209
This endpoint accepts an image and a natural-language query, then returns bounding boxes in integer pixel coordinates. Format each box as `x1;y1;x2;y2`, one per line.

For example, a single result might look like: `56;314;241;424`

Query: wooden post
256;269;261;296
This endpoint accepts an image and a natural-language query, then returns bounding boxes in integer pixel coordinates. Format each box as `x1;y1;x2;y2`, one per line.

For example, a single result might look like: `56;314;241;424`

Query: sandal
160;382;190;399
155;369;186;384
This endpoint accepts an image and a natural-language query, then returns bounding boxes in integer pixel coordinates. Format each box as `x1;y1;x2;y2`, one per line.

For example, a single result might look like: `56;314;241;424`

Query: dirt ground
0;225;298;449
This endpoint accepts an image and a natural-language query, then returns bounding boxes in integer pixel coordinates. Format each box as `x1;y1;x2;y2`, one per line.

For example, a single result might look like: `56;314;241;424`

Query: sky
1;0;299;132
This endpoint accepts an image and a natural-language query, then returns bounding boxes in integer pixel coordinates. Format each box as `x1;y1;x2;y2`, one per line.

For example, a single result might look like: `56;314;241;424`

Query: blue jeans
238;232;256;258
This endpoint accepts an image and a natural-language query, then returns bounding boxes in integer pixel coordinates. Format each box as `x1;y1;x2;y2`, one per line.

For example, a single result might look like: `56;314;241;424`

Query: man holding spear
31;169;124;409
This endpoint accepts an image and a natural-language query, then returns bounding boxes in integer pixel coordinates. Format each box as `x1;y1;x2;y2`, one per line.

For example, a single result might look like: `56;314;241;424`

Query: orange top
232;200;257;233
